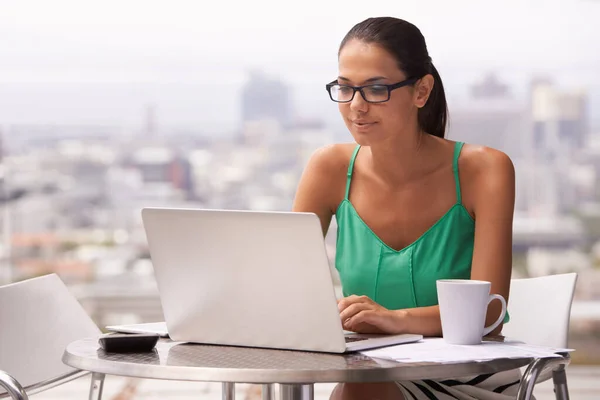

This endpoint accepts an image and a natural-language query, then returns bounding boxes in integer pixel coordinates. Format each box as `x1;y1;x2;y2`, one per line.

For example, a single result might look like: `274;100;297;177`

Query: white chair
502;273;578;400
0;274;104;400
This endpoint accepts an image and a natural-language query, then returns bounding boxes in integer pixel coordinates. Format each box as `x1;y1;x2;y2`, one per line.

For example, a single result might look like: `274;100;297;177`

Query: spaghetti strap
345;145;361;200
452;142;464;204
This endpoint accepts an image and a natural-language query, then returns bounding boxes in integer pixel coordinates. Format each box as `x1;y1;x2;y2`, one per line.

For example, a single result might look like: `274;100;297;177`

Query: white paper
361;338;573;364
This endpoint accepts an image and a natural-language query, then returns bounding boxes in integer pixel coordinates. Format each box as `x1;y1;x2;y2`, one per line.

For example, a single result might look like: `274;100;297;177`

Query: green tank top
335;141;475;310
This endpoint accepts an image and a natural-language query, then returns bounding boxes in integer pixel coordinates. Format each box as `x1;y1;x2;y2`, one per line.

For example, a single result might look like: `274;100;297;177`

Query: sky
0;0;599;130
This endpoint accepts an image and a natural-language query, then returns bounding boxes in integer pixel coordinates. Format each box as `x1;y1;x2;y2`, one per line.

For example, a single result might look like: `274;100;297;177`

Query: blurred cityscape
1;70;600;366
1;4;600;400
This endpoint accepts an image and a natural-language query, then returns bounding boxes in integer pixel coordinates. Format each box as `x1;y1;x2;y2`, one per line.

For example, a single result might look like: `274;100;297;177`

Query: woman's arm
469;148;515;334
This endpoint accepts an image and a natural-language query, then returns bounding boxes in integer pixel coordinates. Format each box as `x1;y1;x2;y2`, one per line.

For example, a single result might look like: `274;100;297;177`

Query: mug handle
482;294;507;337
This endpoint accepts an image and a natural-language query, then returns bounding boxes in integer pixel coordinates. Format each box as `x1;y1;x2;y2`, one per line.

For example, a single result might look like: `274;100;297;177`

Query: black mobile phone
98;333;160;353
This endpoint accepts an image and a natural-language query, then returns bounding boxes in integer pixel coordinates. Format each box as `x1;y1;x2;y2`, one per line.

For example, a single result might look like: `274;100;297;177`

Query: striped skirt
396;369;531;400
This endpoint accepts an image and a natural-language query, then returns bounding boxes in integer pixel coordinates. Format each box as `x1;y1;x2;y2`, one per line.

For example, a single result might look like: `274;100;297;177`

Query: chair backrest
502;273;577;348
0;274;100;391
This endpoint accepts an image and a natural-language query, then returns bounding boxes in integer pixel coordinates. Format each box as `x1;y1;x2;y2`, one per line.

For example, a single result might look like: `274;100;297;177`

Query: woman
292;17;518;400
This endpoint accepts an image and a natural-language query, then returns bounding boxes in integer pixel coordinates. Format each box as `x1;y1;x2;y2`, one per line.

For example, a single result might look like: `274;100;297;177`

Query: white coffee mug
436;279;507;345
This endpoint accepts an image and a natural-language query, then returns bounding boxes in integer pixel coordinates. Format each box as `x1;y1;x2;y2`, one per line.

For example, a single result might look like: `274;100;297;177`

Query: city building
240;70;292;137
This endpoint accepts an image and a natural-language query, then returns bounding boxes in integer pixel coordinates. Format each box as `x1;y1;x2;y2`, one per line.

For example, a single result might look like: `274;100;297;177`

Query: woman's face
337;39;421;146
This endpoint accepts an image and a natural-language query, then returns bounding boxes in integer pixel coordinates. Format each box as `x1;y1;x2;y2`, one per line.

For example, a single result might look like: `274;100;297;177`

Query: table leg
88;373;105;400
222;382;235;400
262;384;274;400
516;356;570;400
552;365;570;400
279;384;314;400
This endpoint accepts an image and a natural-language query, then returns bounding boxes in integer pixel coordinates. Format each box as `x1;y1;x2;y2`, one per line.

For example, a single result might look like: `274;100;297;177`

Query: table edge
62;339;540;384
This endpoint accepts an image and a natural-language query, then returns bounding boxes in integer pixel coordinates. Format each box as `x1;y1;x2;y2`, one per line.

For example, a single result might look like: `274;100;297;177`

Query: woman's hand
338;295;405;334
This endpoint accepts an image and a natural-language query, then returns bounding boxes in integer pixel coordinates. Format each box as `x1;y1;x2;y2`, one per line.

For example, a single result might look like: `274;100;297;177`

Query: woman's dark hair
339;17;448;138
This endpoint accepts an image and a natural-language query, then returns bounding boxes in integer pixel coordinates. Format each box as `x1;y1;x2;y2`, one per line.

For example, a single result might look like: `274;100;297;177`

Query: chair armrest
516;354;570;400
0;370;29;400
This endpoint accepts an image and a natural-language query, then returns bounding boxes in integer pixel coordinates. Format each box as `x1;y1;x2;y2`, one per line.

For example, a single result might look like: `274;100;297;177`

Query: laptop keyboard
345;336;368;343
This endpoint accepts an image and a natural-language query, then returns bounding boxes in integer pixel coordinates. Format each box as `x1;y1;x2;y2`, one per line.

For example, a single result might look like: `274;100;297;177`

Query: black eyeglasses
325;77;418;103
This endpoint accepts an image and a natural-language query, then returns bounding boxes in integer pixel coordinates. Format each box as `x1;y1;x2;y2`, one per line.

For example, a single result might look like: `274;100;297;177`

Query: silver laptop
138;207;422;353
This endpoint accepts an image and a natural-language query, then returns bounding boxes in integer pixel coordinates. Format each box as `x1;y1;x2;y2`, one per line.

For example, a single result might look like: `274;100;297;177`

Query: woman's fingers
343;309;377;331
338;295;373;312
339;302;370;323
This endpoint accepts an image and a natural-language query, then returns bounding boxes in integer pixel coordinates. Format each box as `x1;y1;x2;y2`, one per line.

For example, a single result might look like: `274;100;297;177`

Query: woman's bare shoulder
459;143;514;178
307;142;358;171
458;143;515;213
294;143;358;215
